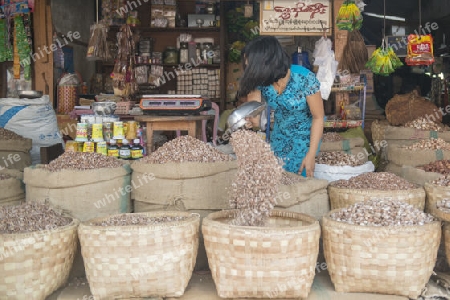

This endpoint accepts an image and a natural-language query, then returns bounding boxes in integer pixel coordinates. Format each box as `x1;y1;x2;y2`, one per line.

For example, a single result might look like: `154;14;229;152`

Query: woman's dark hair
238;36;291;97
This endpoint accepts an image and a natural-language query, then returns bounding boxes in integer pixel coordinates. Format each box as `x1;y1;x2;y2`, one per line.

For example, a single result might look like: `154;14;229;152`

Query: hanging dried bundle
229;130;283;226
339;30;368;74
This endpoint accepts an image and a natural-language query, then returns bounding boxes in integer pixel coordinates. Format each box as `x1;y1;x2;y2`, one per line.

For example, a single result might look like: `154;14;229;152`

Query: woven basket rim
328;184;423;192
79;211;200;230
432;208;450;222
323;209;441;231
203;209;320;232
1;217;79;238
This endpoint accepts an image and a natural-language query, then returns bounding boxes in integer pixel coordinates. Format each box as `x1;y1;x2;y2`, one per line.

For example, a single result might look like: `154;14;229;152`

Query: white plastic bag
313;37;338;101
0;95;63;165
314;161;375;182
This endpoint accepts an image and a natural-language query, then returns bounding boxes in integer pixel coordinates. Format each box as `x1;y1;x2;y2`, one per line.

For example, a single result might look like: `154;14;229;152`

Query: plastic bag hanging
86;0;110;61
336;0;363;31
405;34;434;66
365;0;402;76
313;36;338;100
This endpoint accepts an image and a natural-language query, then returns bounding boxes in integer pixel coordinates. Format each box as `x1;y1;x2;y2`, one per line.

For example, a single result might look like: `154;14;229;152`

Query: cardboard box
57;114;78;140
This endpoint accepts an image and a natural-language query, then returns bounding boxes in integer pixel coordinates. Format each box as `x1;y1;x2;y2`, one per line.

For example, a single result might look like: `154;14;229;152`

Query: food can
83;141;95;153
75;123;88;142
96;141;107;155
65;141;78;152
113;121;125;139
103;122;113;141
126;121;137;140
92;123;104;142
77;142;84;152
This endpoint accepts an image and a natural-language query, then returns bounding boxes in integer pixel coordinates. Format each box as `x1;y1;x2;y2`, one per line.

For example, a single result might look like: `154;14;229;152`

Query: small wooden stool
134;115;215;153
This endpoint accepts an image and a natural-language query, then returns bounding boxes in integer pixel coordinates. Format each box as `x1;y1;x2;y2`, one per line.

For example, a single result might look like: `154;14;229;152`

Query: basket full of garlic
78;211;199;299
322;199;440;299
0;202;79;299
424;175;450;222
203;130;320;299
328;172;425;210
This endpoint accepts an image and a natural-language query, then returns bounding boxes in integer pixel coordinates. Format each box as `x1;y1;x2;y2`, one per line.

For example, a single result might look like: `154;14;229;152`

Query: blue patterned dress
258;65;321;174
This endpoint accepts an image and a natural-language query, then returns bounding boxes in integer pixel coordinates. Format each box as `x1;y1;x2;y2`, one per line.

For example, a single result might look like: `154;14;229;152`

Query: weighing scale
139;94;211;115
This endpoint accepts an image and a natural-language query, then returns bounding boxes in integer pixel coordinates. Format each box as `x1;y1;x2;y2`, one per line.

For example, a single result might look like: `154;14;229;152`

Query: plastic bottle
119;139;131;160
292;46;303;66
292;46;311;70
131;139;144;160
107;139;119;158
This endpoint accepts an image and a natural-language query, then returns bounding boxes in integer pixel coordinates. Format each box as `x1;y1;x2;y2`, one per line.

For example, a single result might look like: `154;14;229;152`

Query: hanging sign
259;0;332;36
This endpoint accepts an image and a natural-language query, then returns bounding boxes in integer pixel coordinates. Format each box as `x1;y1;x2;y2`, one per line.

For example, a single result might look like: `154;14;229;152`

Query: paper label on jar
83;142;94;153
108;149;119;157
92;124;104;142
96;142;107;155
113;122;125;139
119;149;131;159
75;123;88;142
131;149;143;159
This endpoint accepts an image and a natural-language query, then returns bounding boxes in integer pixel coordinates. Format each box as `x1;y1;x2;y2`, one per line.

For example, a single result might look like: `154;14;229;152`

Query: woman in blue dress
239;36;324;177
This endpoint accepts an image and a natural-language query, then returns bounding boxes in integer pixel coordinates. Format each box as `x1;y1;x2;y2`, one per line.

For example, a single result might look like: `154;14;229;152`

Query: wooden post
33;0;54;106
333;0;350;114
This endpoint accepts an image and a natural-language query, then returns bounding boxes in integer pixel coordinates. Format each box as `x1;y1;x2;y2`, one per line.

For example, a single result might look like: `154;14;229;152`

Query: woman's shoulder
290;64;313;77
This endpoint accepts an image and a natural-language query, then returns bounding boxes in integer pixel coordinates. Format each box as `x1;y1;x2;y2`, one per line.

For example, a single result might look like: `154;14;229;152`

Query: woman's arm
300;91;324;177
243;90;262;128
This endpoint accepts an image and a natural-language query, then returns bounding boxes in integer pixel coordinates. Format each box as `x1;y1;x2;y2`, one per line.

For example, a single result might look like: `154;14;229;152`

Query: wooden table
134;114;215;153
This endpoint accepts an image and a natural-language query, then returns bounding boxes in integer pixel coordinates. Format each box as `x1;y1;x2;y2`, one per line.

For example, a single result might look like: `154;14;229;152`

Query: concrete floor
48;269;411;300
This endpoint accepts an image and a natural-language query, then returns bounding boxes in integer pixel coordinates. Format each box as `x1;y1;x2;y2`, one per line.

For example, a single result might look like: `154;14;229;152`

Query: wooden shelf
109;25;220;33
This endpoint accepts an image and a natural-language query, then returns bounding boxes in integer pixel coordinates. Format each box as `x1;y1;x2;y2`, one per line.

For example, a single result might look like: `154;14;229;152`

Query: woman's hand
299;152;316;177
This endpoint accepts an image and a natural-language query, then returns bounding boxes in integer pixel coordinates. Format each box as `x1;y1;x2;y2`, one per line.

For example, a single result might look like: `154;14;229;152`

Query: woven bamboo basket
322;210;441;299
424;182;450;222
202;209;321;299
444;223;450;266
0;218;79;299
328;184;426;211
78;211;200;300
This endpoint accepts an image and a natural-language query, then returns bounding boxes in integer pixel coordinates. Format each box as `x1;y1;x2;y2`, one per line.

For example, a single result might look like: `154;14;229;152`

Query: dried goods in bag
405;34;435;66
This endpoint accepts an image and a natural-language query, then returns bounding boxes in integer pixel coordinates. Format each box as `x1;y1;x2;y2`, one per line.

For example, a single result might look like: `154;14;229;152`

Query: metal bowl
18;90;43;99
227;101;266;132
92;101;117;115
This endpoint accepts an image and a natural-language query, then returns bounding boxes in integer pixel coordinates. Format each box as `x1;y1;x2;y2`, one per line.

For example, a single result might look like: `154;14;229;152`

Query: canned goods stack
70;118;145;160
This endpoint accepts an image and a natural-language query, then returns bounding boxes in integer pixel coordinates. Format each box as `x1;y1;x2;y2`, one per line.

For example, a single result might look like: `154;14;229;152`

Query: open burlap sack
0;137;32;171
388;145;450;167
0;174;24;206
401;165;444;186
276;172;329;208
24;164;132;222
319;137;365;152
131;161;238;210
372;119;450;142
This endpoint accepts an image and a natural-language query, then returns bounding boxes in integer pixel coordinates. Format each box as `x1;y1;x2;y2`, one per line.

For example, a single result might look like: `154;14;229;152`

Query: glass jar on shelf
179;42;189;64
202;42;213;64
163;47;179;64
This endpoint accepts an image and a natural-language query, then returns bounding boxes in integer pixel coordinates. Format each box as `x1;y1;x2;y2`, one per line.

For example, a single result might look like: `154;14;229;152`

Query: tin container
96;141;108;155
83;141;95;153
103;122;114;141
92;123;104;142
75;123;88;142
113;121;125;139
